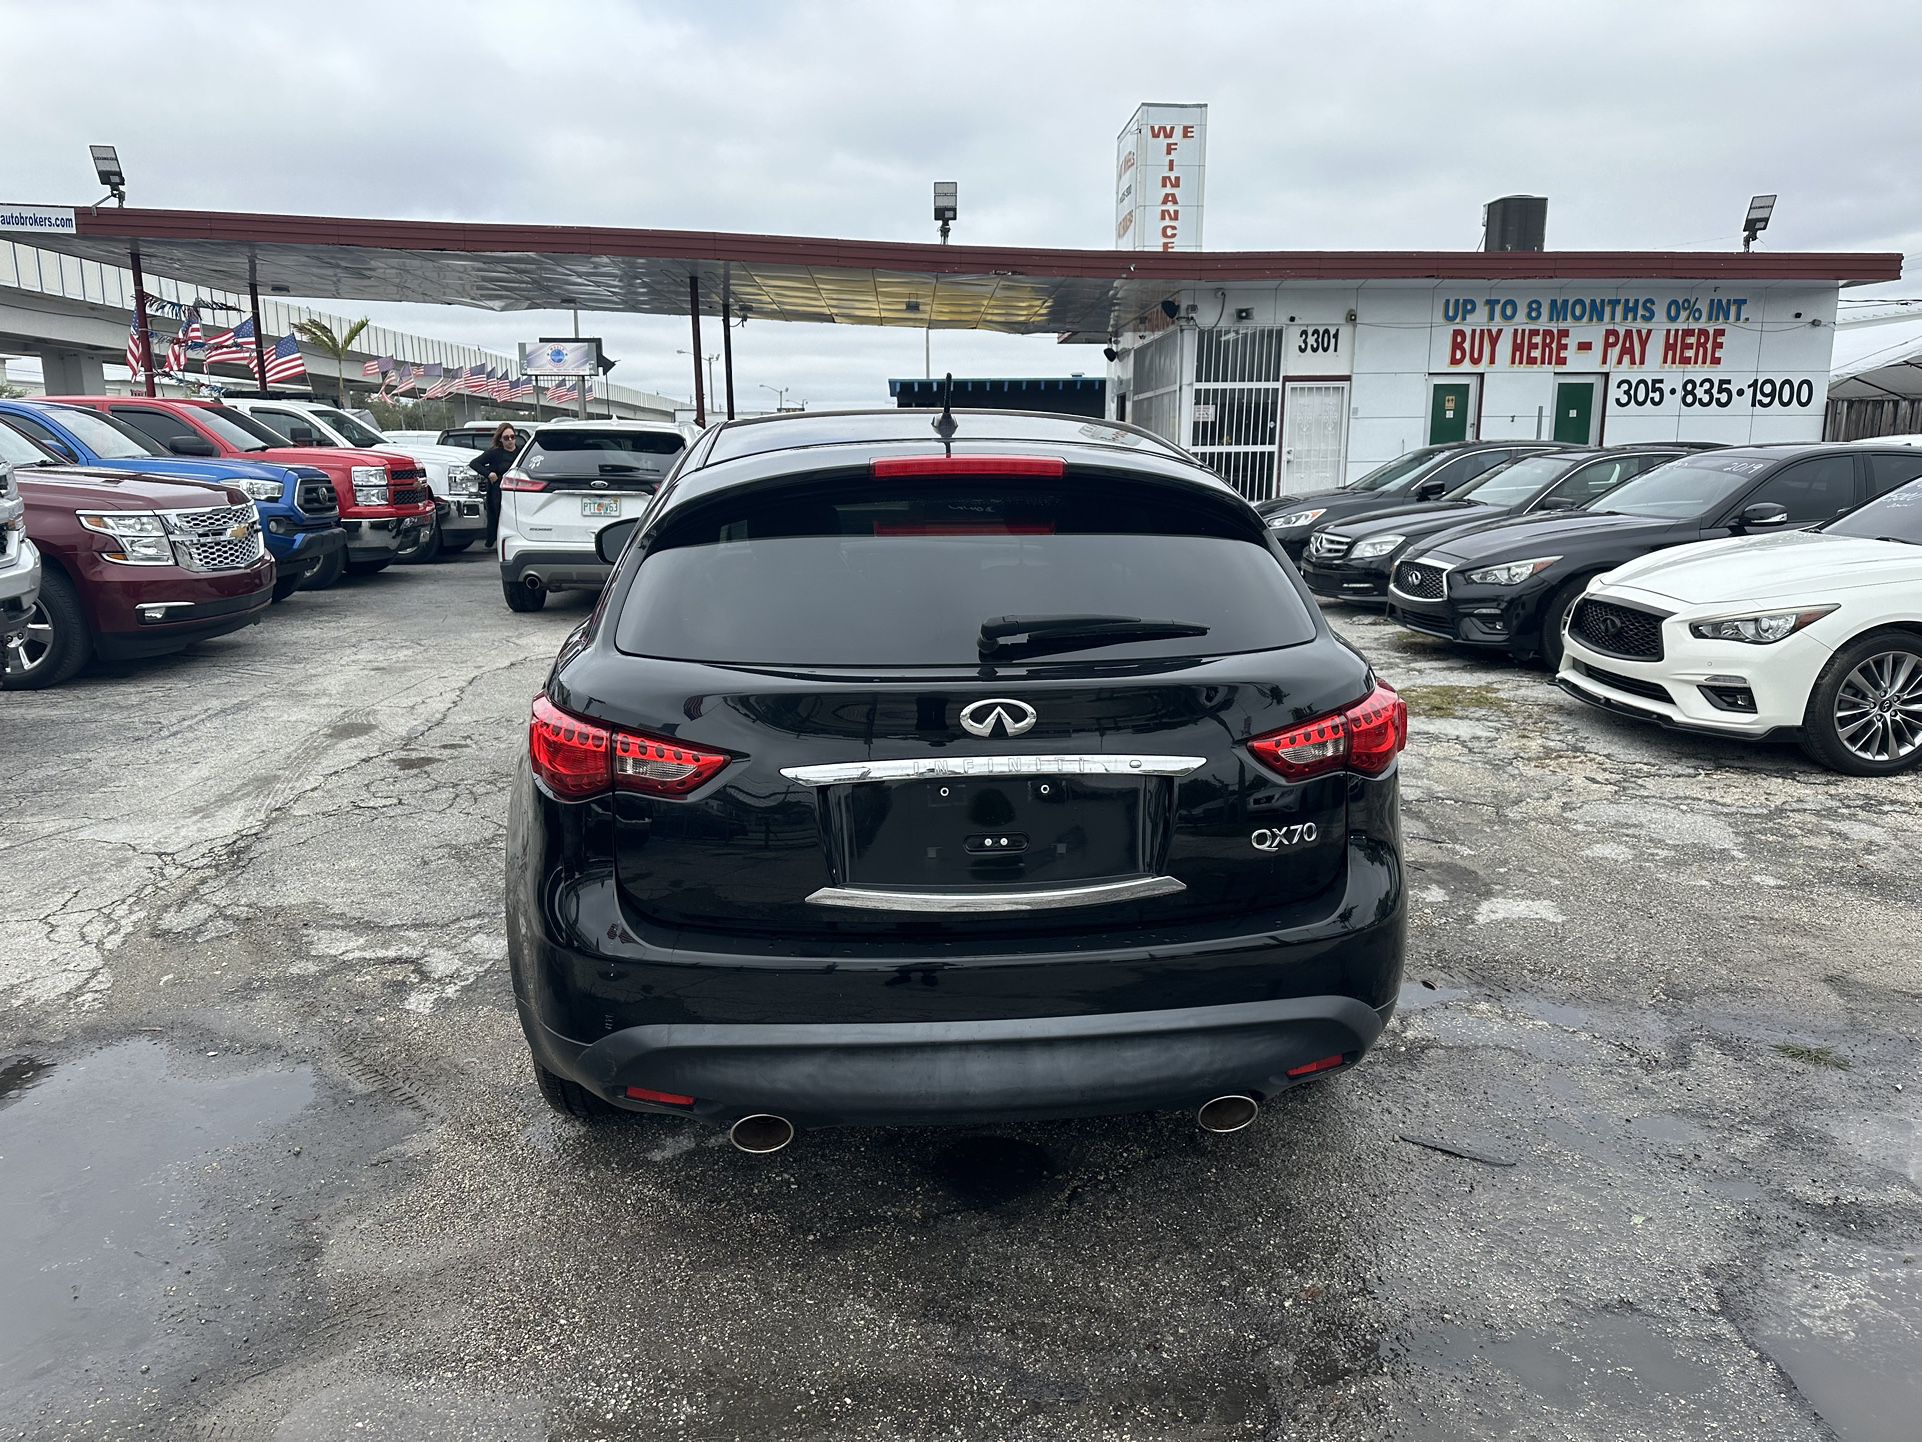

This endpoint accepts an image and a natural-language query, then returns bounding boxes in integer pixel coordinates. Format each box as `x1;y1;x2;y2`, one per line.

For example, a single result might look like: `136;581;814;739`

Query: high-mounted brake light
500;469;547;492
1246;682;1408;782
870;456;1066;478
529;695;730;800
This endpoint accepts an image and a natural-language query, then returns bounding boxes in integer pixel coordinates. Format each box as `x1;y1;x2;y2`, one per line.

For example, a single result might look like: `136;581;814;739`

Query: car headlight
1465;556;1561;586
1267;508;1328;530
234;478;284;502
77;510;174;565
1349;534;1405;560
350;465;389;505
1688;606;1837;644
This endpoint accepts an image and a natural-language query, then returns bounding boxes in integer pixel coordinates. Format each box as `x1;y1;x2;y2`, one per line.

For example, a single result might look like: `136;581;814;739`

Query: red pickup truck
47;397;434;577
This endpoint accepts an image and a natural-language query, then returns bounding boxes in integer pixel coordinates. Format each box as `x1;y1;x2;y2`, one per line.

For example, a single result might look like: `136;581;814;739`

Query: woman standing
468;422;520;547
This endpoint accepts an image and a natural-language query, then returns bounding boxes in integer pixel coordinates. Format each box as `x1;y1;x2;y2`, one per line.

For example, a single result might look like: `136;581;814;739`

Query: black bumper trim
1556;675;1793;742
546;995;1387;1127
501;548;611;592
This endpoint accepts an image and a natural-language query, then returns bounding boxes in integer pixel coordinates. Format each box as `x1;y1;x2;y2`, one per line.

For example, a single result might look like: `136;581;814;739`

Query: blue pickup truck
0;399;346;599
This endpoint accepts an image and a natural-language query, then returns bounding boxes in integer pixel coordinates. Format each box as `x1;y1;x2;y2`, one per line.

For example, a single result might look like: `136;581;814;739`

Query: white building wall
1116;275;1843;492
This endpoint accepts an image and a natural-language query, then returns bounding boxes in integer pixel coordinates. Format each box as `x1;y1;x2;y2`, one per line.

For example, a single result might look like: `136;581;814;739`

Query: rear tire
441;538;474;554
1798;631;1922;776
303;547;346;590
534;1060;612;1118
1;569;91;691
347;558;393;577
503;578;546;612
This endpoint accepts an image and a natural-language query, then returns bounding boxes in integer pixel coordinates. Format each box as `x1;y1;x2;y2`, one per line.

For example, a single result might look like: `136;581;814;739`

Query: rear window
520;428;685;488
614;477;1316;666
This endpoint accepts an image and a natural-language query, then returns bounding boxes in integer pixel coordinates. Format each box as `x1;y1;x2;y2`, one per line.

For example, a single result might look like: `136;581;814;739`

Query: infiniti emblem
1406;568;1424;585
1596;612;1625;639
958;698;1038;738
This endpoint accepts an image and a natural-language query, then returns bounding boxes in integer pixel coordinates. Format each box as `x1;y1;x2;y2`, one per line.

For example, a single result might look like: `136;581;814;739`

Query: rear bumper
532;994;1388;1127
500;545;611;593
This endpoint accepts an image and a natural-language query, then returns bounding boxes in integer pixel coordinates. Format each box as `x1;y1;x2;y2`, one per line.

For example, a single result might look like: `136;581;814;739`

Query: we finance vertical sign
1115;104;1207;251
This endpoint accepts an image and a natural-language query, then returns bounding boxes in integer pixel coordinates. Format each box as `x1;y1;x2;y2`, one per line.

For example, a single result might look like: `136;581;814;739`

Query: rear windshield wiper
597;462;646;474
978;613;1210;659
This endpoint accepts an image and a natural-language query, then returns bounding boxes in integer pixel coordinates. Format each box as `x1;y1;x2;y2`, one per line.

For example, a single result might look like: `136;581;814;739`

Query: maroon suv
2;457;274;690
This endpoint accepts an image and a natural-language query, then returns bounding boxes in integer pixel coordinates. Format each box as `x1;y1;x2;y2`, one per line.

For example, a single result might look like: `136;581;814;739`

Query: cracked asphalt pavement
2;554;1918;1441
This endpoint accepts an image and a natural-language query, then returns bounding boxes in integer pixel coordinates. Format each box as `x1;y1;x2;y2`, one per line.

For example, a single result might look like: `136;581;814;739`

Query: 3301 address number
1611;376;1817;410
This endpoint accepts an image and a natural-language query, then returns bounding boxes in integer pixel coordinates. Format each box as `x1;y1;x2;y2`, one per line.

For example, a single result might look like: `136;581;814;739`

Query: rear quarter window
614;474;1317;666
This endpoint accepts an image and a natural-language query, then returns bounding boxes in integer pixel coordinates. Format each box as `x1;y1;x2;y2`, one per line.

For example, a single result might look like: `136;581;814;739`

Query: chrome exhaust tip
1197;1094;1259;1134
728;1114;795;1154
524;573;545;592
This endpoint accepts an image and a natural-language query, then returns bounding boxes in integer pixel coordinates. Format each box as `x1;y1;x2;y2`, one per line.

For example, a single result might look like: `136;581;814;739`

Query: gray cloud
6;0;1917;406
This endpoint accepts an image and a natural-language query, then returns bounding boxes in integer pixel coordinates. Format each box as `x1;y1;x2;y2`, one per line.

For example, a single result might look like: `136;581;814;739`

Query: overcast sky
7;0;1921;404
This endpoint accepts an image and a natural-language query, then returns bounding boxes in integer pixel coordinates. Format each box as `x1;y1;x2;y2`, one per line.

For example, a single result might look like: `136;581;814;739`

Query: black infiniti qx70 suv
507;409;1408;1146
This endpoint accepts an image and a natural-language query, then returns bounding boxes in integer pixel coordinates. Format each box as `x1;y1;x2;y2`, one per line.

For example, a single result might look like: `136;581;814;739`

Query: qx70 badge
958;698;1038;738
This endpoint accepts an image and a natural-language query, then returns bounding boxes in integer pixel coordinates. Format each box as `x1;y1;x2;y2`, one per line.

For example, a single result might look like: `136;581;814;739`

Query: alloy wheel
2;601;53;679
1833;649;1922;762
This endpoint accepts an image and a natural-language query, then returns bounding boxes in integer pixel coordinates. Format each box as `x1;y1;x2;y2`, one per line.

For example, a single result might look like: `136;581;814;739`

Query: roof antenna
931;372;957;454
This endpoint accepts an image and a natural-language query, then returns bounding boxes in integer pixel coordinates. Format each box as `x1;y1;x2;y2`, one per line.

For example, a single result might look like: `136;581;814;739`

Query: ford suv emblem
959;698;1038;738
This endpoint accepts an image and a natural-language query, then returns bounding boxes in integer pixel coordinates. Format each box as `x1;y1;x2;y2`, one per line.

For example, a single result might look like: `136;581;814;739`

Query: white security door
1280;383;1350;492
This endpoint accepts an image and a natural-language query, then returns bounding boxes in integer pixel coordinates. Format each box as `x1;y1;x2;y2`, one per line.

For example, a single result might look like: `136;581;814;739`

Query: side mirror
1415;480;1447;500
1736;502;1791;530
1536;496;1576;512
595;517;641;565
286;426;319;446
167;435;217;457
42;438;79;464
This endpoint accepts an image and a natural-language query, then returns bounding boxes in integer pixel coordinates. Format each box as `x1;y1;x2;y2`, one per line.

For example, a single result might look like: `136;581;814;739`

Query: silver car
0;461;44;668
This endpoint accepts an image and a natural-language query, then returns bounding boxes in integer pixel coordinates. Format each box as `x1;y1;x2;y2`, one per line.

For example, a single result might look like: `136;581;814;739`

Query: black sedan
1257;441;1567;562
1387;445;1877;666
1299;448;1689;605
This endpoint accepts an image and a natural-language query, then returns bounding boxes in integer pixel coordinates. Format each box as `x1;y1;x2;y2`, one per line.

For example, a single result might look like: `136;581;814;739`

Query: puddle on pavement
1753;1248;1922;1442
1391;1310;1724;1415
0;1038;314;1425
1396;979;1470;1012
926;1135;1056;1208
0;1054;54;1104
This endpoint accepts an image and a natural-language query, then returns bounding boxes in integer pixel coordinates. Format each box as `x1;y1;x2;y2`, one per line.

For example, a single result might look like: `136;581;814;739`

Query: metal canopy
26;206;1904;339
1830;327;1922;401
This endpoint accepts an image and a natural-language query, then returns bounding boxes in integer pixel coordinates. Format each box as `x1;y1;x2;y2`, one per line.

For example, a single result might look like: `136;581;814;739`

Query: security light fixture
1103;346;1119;362
1743;194;1777;251
1159;299;1181;321
90;144;125;205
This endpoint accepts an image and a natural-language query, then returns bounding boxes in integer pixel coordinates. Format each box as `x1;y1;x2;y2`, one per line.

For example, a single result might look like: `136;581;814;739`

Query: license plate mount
581;497;621;517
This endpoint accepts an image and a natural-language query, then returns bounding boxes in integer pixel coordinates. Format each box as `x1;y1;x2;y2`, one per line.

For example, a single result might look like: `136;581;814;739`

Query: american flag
125;318;147;376
166;311;201;373
506;373;535;403
362;356;392;378
264;334;308;384
482;368;508;401
203;318;257;370
546;378;577;406
391;362;415;396
453;363;485;397
422;364;455;400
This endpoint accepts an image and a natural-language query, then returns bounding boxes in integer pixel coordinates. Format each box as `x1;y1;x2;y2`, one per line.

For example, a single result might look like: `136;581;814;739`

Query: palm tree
291;317;370;407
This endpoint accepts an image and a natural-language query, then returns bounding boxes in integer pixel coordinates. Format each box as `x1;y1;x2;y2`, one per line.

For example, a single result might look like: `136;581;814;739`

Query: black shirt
470;446;517;483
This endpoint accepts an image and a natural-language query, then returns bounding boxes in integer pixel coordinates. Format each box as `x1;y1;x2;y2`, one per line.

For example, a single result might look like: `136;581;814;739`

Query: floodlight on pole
90;144;125;206
1742;194;1777;252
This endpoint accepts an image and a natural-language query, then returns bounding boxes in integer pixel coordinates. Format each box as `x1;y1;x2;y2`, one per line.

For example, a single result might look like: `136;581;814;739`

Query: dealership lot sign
1116;104;1206;251
0;204;76;234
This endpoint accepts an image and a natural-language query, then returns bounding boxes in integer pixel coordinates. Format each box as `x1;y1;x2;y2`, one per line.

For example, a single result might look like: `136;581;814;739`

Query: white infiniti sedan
1558;476;1922;774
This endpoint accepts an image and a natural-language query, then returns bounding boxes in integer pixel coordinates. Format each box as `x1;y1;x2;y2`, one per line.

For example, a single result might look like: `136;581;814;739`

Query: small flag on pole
264;335;308;384
203;318;257;371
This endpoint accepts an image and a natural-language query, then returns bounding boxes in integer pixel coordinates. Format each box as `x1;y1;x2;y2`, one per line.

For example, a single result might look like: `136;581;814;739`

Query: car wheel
1799;632;1922;775
1;570;91;691
441;538;473;554
303;547;346;590
346;558;393;577
1537;580;1587;670
503;578;546;612
402;520;442;564
533;1060;612;1118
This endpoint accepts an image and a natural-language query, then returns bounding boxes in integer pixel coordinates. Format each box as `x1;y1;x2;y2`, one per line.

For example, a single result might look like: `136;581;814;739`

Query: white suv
498;420;690;612
0;460;43;668
225;398;487;557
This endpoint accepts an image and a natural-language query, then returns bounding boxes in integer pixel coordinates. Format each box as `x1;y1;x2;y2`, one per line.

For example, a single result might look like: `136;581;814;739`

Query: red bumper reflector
625;1086;695;1106
1286;1054;1345;1079
870;456;1066;478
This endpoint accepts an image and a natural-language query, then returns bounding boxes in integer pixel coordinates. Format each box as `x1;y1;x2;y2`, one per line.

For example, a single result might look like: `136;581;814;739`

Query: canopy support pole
129;245;156;396
689;276;706;426
720;264;736;420
247;257;269;395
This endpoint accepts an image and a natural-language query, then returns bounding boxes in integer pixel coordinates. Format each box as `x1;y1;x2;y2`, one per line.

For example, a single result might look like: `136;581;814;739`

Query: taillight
528;695;729;800
529;695;610;799
501;469;547;492
1246;681;1408;782
870;456;1066;478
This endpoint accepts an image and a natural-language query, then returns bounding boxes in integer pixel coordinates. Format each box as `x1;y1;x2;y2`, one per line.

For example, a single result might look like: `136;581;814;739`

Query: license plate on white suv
581;497;621;517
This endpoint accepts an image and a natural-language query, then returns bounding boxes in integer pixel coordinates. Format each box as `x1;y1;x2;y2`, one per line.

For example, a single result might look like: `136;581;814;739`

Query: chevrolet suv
507;410;1408;1147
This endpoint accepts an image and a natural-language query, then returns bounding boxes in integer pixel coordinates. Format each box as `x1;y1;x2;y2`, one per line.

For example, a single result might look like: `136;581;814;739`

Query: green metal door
1428;383;1471;443
1553;381;1596;444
